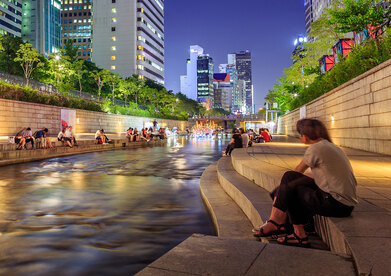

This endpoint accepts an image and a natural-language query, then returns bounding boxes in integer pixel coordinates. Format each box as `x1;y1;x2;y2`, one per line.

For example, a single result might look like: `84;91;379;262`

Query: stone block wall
0;100;62;137
0;99;189;137
278;58;391;155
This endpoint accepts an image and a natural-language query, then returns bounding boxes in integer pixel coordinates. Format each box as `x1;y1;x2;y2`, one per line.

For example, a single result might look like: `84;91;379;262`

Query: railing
191;114;266;121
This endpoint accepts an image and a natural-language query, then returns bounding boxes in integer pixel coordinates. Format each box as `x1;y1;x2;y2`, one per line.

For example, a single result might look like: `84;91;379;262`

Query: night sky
164;0;306;110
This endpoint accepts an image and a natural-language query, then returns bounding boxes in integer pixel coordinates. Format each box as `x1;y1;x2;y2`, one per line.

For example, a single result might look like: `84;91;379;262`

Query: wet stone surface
0;137;227;276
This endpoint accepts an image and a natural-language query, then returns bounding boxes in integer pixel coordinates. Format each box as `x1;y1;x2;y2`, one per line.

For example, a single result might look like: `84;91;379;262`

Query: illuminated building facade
180;45;204;100
219;63;238;112
22;0;61;56
61;0;92;61
213;73;232;111
0;0;22;37
92;0;165;84
197;55;214;110
231;50;253;114
305;0;332;35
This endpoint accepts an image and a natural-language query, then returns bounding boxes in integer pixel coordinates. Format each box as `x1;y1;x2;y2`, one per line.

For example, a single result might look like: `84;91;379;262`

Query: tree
63;39;78;63
118;79;137;106
72;60;88;96
14;43;43;86
90;69;110;101
0;35;24;76
328;0;389;40
106;73;122;102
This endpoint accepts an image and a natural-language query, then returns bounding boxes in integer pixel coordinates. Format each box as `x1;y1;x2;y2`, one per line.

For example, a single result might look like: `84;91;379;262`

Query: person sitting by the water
35;128;54;148
133;128;140;142
18;127;34;150
148;127;154;140
158;128;166;139
15;128;26;150
266;128;273;141
225;129;243;156
58;128;73;148
65;126;78;146
139;128;150;142
253;118;357;248
95;129;106;144
260;128;270;142
126;127;134;142
240;128;249;148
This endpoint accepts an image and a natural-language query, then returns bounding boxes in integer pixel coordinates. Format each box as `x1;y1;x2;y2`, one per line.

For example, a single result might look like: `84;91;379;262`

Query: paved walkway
246;135;391;212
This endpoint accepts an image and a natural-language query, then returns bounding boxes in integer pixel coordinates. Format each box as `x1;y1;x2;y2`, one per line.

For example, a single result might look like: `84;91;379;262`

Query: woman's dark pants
271;171;354;225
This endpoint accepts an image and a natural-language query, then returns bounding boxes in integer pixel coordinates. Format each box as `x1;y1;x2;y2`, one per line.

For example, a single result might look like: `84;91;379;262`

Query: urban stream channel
0;137;229;275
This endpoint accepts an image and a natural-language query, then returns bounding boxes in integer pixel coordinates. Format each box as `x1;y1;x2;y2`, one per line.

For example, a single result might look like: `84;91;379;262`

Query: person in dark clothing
253;119;357;248
225;129;243;156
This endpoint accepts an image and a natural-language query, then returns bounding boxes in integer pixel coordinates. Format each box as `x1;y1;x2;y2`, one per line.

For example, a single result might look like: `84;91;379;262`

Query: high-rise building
60;0;92;61
237;79;246;113
305;0;332;35
92;0;165;84
197;55;214;110
219;63;238;112
22;0;61;56
180;45;204;100
231;51;253;114
0;0;22;37
213;73;232;111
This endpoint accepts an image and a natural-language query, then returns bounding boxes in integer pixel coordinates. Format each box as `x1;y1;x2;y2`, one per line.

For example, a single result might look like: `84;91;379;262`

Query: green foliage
0;80;102;112
206;108;230;116
328;0;389;35
14;43;43;84
289;28;391;110
0;35;202;120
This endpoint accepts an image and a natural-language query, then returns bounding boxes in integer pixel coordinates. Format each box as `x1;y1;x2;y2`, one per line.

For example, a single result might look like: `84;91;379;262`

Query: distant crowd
225;128;272;156
10;125;168;150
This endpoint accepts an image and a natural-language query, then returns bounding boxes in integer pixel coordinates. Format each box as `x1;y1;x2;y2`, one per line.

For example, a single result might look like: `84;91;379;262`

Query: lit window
112;46;116;51
111;56;116;60
111;8;116;13
137;55;144;60
111;65;116;70
137;45;144;50
112;17;117;22
111;36;116;41
138;75;144;80
137;65;144;70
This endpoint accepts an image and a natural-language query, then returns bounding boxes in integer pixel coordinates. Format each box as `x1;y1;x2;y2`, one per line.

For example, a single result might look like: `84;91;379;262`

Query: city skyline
164;0;306;111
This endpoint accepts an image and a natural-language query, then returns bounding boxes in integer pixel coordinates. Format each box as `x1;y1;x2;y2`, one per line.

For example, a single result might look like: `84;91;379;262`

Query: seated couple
253;118;357;248
95;129;111;144
58;126;78;148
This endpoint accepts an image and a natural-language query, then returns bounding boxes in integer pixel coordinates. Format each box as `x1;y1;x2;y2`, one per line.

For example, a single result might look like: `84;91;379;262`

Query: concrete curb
199;162;254;240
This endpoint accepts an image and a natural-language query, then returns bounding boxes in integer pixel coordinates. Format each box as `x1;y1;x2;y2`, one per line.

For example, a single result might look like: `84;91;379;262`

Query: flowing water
0;137;227;275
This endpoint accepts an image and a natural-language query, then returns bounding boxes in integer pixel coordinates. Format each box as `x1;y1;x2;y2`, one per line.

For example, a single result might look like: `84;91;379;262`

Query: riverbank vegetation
0;36;205;120
267;0;391;113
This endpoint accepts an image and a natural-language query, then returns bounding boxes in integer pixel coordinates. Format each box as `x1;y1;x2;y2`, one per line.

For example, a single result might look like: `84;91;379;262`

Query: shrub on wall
288;29;391;111
0;80;103;112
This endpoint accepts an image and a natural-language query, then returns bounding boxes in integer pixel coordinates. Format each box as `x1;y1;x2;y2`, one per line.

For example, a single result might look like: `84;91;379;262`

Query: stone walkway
246;135;391;212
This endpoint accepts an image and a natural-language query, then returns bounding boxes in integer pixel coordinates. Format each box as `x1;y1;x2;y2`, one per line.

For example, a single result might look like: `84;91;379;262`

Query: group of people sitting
14;127;54;150
125;127;167;142
225;127;273;156
58;126;78;148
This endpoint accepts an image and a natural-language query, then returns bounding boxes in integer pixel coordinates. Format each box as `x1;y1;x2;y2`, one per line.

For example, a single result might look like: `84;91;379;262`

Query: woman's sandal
277;232;311;248
253;219;287;238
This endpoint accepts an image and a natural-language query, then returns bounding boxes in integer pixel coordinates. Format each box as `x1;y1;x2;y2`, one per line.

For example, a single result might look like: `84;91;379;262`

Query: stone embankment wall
278;58;391;155
0;99;190;137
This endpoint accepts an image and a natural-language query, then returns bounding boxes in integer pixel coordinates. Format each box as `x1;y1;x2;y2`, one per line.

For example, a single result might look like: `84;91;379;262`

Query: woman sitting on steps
253;118;358;248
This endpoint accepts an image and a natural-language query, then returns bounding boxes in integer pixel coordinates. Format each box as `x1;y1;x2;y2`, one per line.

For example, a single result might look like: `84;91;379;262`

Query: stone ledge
230;146;391;276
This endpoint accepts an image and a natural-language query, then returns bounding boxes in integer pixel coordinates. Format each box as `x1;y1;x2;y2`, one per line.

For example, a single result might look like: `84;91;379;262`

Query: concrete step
216;156;272;230
230;147;391;276
136;234;356;276
200;162;254;240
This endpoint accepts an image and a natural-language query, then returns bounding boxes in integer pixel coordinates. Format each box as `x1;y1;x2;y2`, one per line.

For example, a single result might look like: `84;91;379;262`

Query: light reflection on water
0;136;227;276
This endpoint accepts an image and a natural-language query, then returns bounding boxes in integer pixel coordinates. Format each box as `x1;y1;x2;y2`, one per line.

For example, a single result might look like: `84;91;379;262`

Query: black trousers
271;171;354;225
